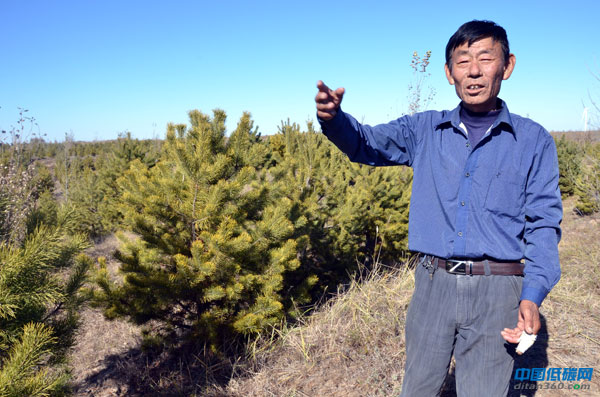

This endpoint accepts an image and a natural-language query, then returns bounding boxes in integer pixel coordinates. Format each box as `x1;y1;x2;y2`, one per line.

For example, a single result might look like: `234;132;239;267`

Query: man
315;20;562;396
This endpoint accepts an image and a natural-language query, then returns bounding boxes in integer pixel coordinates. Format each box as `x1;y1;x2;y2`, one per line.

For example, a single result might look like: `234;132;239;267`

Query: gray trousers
400;258;523;397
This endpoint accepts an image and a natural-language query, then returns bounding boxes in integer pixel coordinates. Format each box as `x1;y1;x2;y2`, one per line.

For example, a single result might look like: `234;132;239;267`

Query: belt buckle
446;259;473;275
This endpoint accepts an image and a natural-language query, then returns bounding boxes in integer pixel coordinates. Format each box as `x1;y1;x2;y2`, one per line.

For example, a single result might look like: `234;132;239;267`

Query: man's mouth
466;84;485;93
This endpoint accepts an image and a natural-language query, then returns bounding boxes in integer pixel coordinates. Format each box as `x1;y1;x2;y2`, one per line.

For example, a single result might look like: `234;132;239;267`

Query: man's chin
461;98;496;112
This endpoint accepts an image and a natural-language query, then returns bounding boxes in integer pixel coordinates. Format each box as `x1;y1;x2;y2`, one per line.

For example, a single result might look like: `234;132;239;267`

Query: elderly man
315;20;562;396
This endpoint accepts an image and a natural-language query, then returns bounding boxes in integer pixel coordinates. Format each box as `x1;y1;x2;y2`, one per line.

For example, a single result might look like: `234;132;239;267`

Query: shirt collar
436;98;516;138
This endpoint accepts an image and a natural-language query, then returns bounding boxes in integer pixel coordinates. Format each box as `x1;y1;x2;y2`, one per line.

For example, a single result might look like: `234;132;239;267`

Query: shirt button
465;172;470;177
466;142;470;147
458;232;463;237
461;201;465;206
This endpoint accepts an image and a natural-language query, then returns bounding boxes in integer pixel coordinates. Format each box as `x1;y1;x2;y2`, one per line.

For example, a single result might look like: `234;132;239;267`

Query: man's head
444;20;516;112
445;20;510;68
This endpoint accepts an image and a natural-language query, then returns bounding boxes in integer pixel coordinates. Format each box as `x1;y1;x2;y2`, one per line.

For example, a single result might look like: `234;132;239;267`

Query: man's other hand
500;299;541;343
315;80;345;121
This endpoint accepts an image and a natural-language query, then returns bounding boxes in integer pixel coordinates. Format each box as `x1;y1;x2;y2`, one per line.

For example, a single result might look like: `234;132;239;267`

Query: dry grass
222;262;415;397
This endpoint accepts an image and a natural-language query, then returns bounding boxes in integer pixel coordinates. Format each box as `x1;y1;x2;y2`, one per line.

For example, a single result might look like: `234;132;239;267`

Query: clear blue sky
1;0;599;142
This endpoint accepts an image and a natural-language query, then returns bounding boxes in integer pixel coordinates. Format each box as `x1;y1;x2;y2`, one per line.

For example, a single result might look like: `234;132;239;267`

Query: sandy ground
70;234;142;396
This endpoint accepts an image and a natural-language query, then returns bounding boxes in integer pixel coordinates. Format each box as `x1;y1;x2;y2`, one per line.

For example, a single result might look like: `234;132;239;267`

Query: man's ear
444;63;455;85
503;53;516;80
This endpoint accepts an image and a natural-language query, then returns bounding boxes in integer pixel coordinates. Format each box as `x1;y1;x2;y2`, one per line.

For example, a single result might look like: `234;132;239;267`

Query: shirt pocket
484;171;526;218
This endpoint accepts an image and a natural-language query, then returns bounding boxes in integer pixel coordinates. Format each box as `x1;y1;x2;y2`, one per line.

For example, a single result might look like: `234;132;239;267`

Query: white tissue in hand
516;332;537;355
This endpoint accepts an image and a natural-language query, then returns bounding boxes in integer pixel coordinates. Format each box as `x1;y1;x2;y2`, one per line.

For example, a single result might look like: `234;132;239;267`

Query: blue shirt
319;99;562;307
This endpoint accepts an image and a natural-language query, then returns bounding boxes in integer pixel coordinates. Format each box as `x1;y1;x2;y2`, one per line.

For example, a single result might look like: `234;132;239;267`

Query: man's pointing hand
315;80;345;121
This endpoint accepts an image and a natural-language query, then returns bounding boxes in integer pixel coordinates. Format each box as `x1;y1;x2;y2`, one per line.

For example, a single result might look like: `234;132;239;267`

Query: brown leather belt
424;256;524;276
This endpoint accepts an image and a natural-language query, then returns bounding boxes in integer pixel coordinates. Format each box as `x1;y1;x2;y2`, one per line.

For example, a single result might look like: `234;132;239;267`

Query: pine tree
62;132;161;238
574;142;600;214
266;120;411;303
68;166;105;237
555;135;582;198
92;110;308;346
95;132;161;234
0;323;67;396
0;217;90;395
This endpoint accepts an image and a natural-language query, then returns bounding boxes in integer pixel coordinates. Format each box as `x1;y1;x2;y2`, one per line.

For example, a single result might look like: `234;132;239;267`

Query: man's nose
468;61;482;77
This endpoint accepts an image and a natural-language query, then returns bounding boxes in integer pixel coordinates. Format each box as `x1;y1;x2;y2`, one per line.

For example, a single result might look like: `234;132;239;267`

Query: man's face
444;37;516;112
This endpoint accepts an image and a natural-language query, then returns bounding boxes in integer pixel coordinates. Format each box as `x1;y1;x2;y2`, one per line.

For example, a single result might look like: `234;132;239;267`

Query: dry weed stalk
407;50;436;115
0;108;44;244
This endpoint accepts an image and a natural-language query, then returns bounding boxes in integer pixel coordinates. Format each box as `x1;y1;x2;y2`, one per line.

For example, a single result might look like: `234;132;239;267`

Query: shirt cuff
317;108;346;134
520;284;548;307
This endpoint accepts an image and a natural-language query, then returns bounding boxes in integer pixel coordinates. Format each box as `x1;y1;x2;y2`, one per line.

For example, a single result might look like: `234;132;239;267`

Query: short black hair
445;20;509;68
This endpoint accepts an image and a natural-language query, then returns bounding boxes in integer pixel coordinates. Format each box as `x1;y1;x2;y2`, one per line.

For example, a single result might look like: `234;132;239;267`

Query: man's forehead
452;37;501;54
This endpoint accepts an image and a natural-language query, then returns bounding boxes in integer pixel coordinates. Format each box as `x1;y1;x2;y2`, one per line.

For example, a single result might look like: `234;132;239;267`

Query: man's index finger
317;80;332;94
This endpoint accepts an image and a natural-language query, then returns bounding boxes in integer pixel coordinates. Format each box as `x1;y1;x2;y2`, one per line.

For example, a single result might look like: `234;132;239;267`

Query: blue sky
1;0;599;142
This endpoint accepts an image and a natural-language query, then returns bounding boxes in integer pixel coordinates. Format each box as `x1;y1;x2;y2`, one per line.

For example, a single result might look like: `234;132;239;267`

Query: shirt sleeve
318;109;421;167
521;131;563;307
